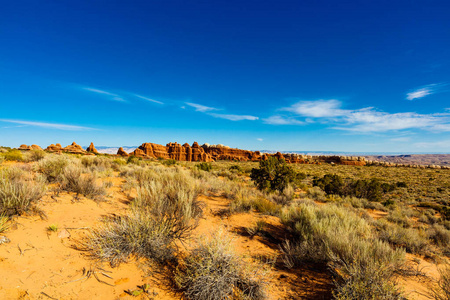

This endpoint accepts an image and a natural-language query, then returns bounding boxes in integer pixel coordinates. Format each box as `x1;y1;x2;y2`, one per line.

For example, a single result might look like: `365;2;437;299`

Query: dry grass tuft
175;229;268;300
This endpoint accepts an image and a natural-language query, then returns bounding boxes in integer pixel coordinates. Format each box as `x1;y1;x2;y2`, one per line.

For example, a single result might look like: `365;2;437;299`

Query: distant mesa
14;141;449;169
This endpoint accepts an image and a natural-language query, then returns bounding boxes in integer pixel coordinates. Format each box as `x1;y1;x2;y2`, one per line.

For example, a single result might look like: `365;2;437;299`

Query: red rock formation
117;147;129;156
31;145;43;150
130;142;213;162
63;142;86;154
202;145;259;161
86;142;98;154
46;144;63;152
18;144;32;150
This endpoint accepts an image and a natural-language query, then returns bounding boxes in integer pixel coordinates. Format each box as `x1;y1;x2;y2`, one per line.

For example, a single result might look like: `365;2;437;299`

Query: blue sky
1;0;449;153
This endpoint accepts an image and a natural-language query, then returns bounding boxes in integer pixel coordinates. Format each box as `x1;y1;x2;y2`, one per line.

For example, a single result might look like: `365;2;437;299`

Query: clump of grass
175;229;267;300
47;224;59;232
78;209;178;266
0;214;9;233
59;165;106;199
79;166;204;267
36;154;70;182
161;159;177;166
280;203;404;299
0;168;46;216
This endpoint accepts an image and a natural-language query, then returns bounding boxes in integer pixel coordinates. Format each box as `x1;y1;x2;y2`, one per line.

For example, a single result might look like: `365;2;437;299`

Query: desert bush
280;203;404;299
25;149;46;162
175;229;267;300
312;174;345;195
161;159;177;166
267;184;294;205
0;168;46;216
127;155;141;165
79;209;178;266
251;157;296;192
59;165;106;199
429;263;450;300
229;164;243;173
36;154;70;182
306;186;326;201
196;162;212;172
428;224;450;250
1;149;24;161
376;219;429;254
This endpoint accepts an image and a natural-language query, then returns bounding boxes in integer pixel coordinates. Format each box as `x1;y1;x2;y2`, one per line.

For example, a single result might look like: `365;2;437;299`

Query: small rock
57;229;71;239
0;236;11;244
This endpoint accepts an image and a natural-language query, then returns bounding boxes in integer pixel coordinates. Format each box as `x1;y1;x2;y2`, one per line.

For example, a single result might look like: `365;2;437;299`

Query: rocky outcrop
130;142;213;162
46;143;63;152
117;147;129;156
202;144;261;161
45;142;85;154
63;142;86;154
18;144;43;151
86;142;98;154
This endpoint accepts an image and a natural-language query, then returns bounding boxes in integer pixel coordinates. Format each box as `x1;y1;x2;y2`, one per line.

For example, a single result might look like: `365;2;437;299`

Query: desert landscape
1;143;450;299
2;1;450;299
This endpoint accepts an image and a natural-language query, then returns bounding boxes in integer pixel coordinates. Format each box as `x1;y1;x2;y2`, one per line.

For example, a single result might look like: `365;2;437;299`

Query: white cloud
268;99;450;133
284;99;348;117
263;115;304;125
185;102;218;112
134;94;164;105
83;87;126;102
0;119;96;131
208;113;258;121
257;138;263;141
406;83;445;100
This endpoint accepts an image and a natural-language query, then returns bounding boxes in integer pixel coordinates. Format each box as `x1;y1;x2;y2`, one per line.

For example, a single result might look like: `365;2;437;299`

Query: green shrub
175;229;267;300
2;150;24;161
312;174;345;195
250;157;296;192
196;162;212;172
229;164;243;173
161;159;177;166
127;155;141;165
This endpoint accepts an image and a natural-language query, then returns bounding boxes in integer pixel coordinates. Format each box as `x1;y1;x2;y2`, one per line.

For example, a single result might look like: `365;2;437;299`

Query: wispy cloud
414;140;450;149
208;113;258;121
268;99;450;133
83;87;126;102
263;115;304;125
284;99;347;117
406;83;445;100
134;94;164;105
257;138;263;142
0;119;96;131
185;102;219;112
